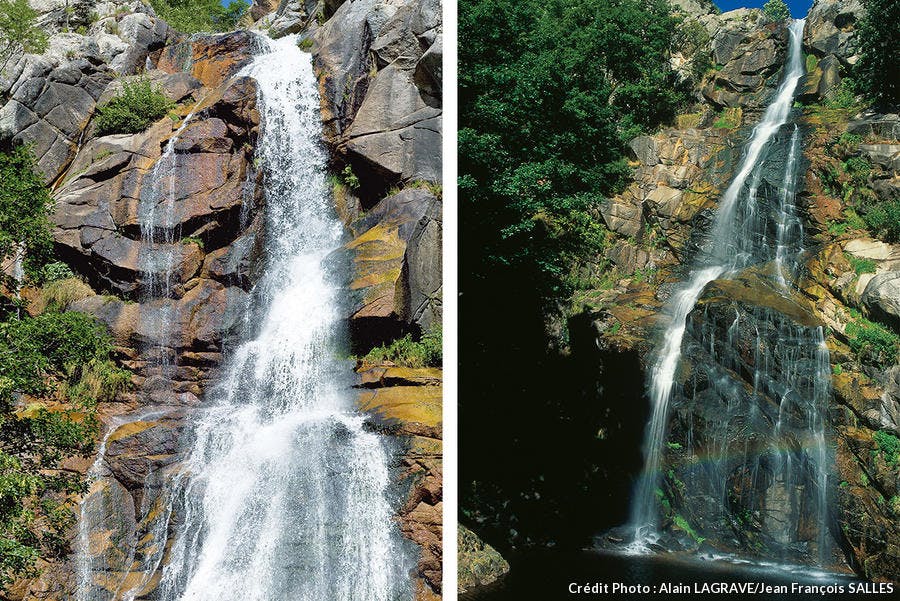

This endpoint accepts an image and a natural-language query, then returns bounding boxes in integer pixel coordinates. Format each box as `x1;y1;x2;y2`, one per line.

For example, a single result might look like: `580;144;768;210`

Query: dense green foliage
95;78;175;136
0;311;129;586
854;0;900;104
0;0;47;73
0;146;53;283
762;0;791;22
863;200;900;243
873;430;900;467
149;0;248;34
0;146;129;587
845;313;900;368
361;326;442;368
460;0;686;299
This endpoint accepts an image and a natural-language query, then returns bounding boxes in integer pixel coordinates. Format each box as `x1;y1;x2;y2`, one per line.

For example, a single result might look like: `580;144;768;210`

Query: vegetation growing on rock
0;146;53;283
148;0;248;34
0;0;47;74
361;326;442;368
0;146;129;588
762;0;791;22
94;78;175;136
460;0;687;300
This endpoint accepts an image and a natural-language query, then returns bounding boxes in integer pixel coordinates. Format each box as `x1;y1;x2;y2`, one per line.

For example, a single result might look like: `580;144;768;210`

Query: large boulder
313;0;442;188
804;0;865;67
861;272;900;330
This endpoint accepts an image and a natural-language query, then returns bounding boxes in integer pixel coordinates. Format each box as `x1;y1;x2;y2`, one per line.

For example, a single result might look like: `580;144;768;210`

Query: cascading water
628;20;832;564
142;36;410;600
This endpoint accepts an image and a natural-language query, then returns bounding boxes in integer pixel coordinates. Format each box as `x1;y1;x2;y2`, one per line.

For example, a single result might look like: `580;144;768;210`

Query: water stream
75;35;409;601
629;19;832;563
149;36;410;600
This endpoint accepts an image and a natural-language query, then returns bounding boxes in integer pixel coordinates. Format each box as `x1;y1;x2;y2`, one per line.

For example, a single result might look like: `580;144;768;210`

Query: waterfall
139;109;199;375
146;35;411;600
629;20;831;563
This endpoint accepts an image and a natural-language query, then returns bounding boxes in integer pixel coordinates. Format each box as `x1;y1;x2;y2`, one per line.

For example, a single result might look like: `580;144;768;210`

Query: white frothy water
150;36;410;600
629;20;812;549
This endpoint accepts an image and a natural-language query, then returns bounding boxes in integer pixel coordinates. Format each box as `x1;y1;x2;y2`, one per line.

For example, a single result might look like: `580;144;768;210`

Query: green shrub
181;236;204;249
0;0;48;75
845;315;900;368
148;0;248;34
763;0;790;21
36;261;74;284
863;200;900;243
873;430;899;466
713;107;742;130
361;326;442;368
854;0;900;104
95;79;174;136
824;78;862;110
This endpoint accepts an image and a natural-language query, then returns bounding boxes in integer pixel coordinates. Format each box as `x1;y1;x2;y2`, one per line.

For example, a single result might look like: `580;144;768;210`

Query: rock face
356;362;443;599
801;0;866;101
699;10;789;114
0;4;177;182
313;0;442;188
299;0;444;343
457;525;510;594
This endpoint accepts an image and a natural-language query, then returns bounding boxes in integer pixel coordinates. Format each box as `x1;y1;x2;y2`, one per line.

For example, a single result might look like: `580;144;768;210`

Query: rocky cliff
1;0;442;598
582;0;899;583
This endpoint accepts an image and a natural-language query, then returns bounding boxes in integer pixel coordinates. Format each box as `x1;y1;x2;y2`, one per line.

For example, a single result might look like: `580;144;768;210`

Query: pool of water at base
462;549;880;601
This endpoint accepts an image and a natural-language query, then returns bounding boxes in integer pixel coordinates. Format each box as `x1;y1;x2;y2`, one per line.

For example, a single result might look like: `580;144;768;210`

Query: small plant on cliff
863;200;900;243
0;0;48;74
762;0;791;22
340;165;361;192
873;430;900;467
846;253;877;275
361;326;442;368
95;78;174;136
845;313;900;368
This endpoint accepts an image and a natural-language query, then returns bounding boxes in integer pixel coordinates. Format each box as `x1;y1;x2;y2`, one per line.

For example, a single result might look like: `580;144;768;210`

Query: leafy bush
863;200;900;243
845;314;900;368
0;0;47;74
873;430;900;466
36;261;75;284
0;310;127;585
95;78;174;136
461;0;685;299
763;0;791;21
148;0;248;34
0;146;53;283
361;326;442;368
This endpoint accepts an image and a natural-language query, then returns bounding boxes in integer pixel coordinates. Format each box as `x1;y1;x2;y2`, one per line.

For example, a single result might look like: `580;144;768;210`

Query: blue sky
715;1;814;18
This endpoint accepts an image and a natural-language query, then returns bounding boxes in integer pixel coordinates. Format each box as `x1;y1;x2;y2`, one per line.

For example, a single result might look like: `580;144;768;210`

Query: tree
149;0;249;34
763;0;791;22
0;0;47;73
854;0;900;104
0;145;53;284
